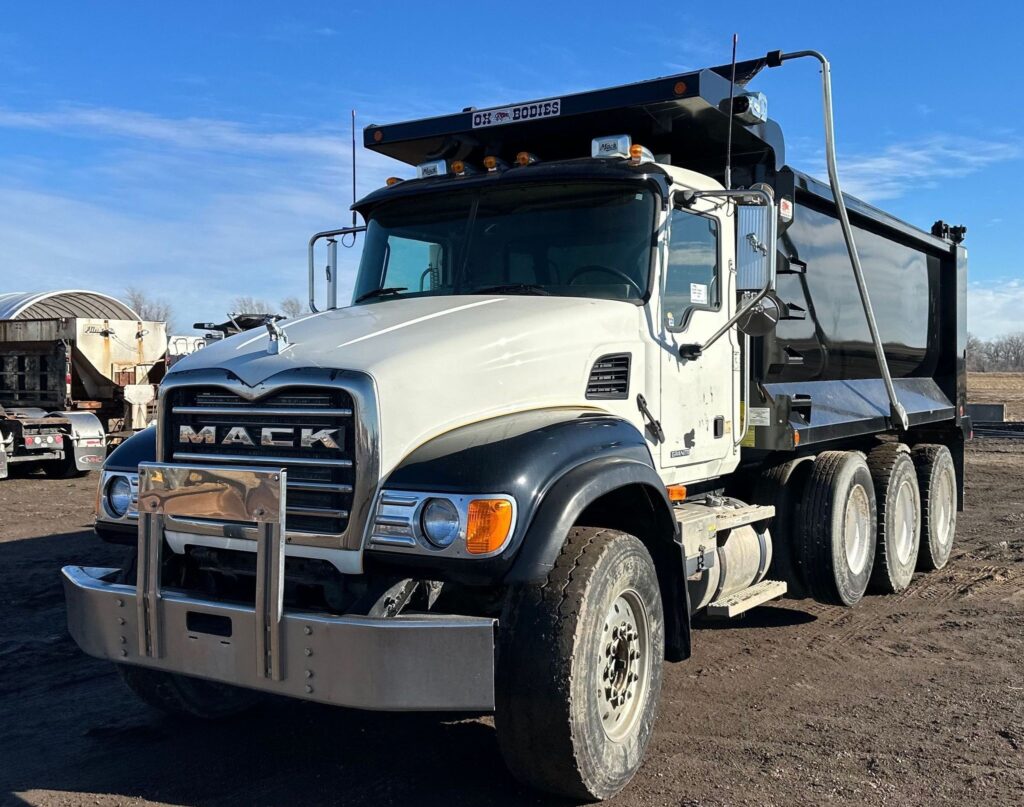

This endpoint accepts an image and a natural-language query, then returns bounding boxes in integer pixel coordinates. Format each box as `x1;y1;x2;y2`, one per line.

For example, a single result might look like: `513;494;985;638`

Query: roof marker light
628;143;655;165
483;155;508;173
385;176;404;186
515;151;539;166
450;160;477;177
592;134;632;159
416;159;447;179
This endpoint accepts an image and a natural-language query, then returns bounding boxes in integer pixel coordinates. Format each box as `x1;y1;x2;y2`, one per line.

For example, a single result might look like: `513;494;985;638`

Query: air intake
586;353;631;400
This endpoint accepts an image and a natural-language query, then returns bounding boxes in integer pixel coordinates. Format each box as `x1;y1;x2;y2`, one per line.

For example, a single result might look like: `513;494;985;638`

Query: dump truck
0;290;167;479
66;49;968;800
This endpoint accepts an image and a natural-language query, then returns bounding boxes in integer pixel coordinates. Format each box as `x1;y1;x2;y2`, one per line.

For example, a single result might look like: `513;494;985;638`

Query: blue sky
2;1;1021;336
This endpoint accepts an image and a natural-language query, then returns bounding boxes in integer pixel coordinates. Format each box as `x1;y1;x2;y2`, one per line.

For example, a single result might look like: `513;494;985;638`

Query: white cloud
806;134;1022;202
0;103;399;329
968;279;1024;340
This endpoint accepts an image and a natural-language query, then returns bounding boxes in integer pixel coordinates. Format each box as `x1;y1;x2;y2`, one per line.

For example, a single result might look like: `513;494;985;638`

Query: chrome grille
165;387;356;535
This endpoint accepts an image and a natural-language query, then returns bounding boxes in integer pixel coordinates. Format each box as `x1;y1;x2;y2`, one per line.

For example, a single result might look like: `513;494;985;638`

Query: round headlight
420;498;461;548
106;475;132;518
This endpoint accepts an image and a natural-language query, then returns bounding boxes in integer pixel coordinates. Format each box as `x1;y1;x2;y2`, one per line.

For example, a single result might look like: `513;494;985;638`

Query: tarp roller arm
766;49;909;432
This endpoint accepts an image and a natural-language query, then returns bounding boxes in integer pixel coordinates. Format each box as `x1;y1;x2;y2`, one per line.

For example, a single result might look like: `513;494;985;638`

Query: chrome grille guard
137;462;287;679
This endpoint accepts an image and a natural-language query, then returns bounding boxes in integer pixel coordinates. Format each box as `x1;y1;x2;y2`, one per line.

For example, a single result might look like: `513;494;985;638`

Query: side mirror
736;290;783;337
736;202;777;292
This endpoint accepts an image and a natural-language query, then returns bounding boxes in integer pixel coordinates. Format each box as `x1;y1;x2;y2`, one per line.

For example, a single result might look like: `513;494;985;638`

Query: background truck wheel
912;444;957;571
754;457;814;598
799;451;877;606
42;451;87;479
867;443;921;593
118;666;262;719
495;527;664;801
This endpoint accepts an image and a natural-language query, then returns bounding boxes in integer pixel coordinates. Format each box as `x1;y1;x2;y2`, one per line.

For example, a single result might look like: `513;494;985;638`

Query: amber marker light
385;176;403;186
373;129;384;142
628;143;654;165
483;155;498;171
667;484;687;502
466;499;514;554
515;151;538;166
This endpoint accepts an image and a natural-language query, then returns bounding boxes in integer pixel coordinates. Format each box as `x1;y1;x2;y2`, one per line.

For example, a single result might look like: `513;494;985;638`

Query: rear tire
912;444;957;571
495;527;664;801
867;443;921;593
799;451;877;606
754;457;814;598
118;666;262;719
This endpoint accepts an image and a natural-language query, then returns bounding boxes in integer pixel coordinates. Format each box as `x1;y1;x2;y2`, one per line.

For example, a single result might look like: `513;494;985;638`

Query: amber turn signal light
466;499;514;554
666;484;687;502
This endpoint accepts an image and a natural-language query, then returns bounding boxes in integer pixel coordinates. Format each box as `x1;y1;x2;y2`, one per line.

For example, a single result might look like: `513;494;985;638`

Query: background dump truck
65;50;967;800
0;290;167;479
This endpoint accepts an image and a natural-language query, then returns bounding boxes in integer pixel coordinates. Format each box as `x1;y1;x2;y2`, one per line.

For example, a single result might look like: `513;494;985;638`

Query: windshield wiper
354;286;408;304
469;283;552;296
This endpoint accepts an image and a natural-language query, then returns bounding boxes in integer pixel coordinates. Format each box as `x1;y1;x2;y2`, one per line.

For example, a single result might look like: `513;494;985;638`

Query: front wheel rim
598;589;650;742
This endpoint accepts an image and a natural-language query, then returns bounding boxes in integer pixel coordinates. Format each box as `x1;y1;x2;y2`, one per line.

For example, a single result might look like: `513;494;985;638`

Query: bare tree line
123;288;307;333
967;332;1024;372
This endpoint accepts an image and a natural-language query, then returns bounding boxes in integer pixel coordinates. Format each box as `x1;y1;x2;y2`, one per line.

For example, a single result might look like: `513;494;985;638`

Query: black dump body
364;59;968;459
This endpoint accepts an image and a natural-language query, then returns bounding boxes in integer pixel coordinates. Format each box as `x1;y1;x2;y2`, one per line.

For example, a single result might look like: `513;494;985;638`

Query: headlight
106;475;132;518
420;498;461;548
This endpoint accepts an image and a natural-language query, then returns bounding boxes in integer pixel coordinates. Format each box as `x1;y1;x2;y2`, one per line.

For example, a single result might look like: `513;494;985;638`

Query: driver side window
663;208;719;330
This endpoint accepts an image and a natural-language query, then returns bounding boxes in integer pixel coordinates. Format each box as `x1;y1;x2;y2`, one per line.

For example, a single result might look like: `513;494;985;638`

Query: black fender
506;453;691;661
374;408;691;660
104;426;156;472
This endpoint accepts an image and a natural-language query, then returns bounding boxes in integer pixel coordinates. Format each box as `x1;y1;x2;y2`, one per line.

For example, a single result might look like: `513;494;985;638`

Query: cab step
705;579;788;618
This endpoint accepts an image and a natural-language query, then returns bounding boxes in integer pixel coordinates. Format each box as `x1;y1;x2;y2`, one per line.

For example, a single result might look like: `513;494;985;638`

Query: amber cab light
466;499;514;554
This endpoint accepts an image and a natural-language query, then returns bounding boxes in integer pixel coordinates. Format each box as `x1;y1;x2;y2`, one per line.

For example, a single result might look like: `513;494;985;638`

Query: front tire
114;551;262;719
495;527;665;801
118;666;262;719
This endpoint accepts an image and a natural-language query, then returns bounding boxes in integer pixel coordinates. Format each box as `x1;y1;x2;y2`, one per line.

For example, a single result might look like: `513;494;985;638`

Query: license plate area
186;610;233;638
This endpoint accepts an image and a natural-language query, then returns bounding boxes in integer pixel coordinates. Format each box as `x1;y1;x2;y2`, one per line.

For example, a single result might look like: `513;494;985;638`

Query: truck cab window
663;208;719;330
353;184;656;304
382;237;445;292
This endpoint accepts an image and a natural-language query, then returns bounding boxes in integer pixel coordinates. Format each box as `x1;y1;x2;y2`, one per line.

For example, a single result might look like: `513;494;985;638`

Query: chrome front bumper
63;462;496;711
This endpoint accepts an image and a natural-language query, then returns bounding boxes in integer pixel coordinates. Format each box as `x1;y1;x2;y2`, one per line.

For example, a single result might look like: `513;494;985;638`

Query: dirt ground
1;440;1023;807
969;372;1024;421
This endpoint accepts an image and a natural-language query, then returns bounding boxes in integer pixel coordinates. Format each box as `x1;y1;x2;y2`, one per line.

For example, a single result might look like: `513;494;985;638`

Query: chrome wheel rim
936;467;956;550
844;483;872;576
893;479;917;565
599;589;650;742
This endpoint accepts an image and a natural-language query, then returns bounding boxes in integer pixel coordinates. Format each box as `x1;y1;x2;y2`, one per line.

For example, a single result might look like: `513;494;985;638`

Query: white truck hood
170;295;643;476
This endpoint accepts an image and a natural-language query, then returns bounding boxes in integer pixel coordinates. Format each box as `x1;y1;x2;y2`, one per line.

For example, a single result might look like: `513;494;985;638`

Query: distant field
968;371;1024;421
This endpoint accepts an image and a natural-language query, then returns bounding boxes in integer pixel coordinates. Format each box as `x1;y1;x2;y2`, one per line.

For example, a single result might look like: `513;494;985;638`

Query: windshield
352;183;657;304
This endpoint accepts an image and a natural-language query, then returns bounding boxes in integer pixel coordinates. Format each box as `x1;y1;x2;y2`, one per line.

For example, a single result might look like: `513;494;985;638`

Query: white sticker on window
690;283;708;305
748;407;772;427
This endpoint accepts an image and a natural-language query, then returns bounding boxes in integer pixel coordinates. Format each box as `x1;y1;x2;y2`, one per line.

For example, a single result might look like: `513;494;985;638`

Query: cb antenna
350;107;358;227
724;33;738;190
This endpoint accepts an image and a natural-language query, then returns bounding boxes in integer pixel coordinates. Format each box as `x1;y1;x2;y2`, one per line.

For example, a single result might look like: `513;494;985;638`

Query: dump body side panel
740;168;966;452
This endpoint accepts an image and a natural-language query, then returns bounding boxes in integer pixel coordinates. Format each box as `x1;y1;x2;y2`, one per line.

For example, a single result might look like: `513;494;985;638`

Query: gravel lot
1;438;1022;806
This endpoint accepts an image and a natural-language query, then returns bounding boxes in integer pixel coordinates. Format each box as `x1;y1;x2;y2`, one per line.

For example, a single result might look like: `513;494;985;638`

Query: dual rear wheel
762;442;957;606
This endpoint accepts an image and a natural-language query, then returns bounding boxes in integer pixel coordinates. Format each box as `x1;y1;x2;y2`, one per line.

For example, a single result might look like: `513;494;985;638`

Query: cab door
657;199;739;480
